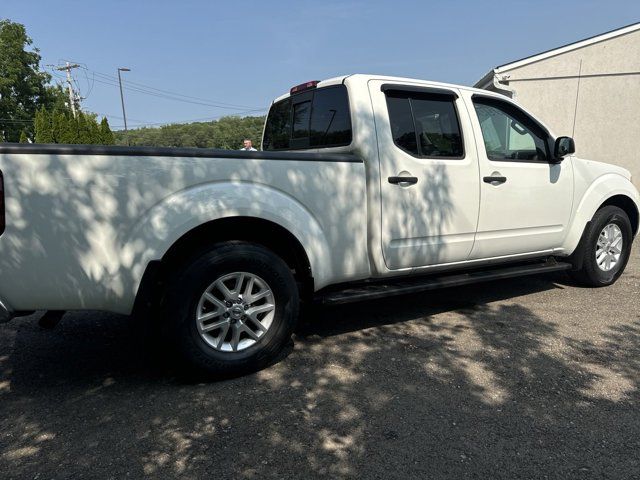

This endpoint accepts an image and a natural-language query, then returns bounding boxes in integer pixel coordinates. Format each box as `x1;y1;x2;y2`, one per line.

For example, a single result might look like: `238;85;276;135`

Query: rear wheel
570;206;633;286
164;242;299;377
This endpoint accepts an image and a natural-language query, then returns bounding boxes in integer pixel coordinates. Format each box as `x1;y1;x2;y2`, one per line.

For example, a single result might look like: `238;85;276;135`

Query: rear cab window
263;85;352;151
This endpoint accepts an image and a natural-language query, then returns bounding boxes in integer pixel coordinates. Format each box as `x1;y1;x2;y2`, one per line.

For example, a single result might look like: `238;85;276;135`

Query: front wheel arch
599;194;639;236
568;205;633;286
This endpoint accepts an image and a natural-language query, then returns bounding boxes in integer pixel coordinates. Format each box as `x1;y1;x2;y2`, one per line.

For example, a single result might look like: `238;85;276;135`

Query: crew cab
0;74;638;377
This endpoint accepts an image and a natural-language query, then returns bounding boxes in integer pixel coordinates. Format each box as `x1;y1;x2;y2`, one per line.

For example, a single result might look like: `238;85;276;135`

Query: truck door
369;80;481;270
465;93;573;259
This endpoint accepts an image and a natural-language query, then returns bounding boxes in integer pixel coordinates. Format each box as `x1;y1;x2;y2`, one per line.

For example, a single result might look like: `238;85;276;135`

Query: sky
3;0;640;130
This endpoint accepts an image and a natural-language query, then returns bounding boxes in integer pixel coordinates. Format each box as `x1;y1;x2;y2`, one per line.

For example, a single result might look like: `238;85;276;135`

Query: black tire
164;242;299;378
570;206;633;287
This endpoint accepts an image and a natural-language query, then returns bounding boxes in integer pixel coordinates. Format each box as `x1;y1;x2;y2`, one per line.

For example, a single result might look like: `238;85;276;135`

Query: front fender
561;173;640;254
113;181;333;305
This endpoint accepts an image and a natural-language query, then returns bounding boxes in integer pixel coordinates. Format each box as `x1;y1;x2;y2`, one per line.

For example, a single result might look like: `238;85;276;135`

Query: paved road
1;245;639;479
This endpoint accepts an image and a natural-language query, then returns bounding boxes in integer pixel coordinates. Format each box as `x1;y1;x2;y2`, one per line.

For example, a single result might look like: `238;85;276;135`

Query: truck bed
0;144;369;314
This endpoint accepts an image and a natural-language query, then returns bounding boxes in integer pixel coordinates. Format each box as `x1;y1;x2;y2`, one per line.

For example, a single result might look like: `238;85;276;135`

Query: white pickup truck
0;74;638;376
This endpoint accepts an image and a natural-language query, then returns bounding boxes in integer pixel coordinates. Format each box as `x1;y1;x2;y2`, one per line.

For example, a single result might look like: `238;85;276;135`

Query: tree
51;109;68;143
113;115;267;149
0;19;67;142
34;107;54;143
58;110;77;144
19;129;28;143
99;117;115;145
34;106;116;145
76;111;90;143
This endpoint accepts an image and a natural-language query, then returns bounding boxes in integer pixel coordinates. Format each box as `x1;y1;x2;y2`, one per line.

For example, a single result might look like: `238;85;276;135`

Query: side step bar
316;260;572;306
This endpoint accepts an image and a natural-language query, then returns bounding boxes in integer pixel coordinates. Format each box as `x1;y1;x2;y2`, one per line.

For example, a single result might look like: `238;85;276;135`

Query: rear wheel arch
133;217;314;319
165;242;300;377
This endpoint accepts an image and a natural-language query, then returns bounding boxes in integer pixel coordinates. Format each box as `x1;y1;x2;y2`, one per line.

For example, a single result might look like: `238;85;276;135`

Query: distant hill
114;115;266;149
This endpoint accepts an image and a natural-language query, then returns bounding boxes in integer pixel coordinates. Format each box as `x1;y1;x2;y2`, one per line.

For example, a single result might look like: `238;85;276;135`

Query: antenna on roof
571;59;583;139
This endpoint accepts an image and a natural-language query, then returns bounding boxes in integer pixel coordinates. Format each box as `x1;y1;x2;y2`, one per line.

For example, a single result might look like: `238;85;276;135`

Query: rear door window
386;95;418;155
385;90;464;159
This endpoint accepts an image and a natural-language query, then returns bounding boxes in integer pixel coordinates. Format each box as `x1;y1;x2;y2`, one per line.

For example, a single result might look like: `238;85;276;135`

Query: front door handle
483;175;507;185
388;176;418;185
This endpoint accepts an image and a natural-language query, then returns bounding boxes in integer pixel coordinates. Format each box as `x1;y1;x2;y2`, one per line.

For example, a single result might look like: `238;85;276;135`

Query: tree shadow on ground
0;272;638;479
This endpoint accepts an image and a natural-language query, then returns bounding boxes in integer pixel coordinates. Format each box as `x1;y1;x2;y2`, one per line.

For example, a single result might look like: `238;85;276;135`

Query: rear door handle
483;175;507;185
388;176;418;185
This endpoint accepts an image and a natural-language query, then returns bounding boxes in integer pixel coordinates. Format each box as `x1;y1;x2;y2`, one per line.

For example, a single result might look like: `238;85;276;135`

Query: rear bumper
0;298;14;323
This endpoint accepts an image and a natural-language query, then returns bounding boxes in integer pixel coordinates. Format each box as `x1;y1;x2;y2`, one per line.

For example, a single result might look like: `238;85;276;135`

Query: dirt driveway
1;245;639;479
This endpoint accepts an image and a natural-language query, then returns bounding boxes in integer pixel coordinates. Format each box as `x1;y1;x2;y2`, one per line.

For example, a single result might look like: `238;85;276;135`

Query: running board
316;260;572;306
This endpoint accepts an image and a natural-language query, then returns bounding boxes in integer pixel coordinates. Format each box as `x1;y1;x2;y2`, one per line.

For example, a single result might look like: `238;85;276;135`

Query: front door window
473;98;549;162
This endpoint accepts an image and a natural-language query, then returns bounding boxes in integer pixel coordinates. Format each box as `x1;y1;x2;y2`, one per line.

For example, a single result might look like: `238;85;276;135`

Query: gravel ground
1;244;639;479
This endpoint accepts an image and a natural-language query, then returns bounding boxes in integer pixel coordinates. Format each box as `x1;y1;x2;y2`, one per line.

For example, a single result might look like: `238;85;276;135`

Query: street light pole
117;67;131;144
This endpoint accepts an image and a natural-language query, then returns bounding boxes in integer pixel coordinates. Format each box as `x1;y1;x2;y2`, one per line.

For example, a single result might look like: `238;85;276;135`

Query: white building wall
483;28;640;185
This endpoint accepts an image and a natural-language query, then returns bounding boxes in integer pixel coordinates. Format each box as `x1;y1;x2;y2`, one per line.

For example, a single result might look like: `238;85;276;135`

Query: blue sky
4;0;639;129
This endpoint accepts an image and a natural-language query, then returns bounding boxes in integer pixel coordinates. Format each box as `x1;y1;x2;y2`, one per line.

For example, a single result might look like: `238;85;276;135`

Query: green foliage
34;107;114;145
114;115;266;150
19;129;28;143
52;109;67;142
99;117;115;145
0;19;68;142
34;107;54;143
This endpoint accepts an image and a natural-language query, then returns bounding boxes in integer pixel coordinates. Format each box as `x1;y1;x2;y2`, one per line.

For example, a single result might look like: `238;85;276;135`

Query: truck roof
271;75;350;103
270;73;506;105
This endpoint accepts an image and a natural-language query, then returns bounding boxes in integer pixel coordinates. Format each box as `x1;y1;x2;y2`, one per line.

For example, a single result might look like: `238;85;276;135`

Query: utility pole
55;62;80;117
117;67;131;144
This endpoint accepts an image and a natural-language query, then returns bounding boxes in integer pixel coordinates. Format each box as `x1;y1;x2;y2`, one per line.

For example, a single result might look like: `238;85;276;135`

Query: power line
83;73;263;111
0;118;34;124
83;67;259;109
45;61;269;128
98;112;152;124
81;67;95;99
49;64;266;113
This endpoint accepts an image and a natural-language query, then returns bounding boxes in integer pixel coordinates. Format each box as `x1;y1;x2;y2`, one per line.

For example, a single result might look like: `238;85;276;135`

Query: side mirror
554;136;575;160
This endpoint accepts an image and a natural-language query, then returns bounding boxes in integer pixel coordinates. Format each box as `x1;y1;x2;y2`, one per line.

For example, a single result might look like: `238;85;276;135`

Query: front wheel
570;206;633;287
164;242;299;378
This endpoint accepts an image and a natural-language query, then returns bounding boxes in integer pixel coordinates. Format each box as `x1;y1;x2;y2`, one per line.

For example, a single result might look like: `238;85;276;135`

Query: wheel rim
196;272;276;352
595;223;623;272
